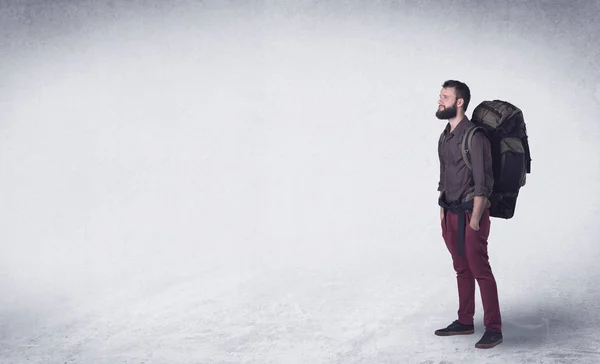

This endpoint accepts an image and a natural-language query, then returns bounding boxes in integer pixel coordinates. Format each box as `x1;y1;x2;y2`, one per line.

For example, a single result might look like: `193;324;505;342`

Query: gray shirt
438;116;494;203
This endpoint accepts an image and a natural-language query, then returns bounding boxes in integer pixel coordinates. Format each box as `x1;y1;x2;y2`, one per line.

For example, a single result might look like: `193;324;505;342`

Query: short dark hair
442;80;471;111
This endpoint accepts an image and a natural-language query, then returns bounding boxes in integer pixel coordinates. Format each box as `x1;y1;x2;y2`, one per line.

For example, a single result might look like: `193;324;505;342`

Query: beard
435;102;458;120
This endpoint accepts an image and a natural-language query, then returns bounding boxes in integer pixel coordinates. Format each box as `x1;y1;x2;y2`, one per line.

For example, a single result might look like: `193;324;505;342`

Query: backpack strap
461;126;485;171
523;135;532;173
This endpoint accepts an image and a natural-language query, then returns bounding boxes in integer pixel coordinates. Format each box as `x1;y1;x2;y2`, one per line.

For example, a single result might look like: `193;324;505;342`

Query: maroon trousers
441;208;502;333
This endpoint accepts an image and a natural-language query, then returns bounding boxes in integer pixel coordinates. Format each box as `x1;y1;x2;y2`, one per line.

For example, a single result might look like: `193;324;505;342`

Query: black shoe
475;331;503;349
434;320;475;336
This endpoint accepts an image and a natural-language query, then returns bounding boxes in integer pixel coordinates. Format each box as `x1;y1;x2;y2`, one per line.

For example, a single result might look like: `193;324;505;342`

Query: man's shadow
473;297;600;359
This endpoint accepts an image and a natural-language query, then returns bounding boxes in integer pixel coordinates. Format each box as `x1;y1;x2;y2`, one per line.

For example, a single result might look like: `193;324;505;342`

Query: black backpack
461;100;532;219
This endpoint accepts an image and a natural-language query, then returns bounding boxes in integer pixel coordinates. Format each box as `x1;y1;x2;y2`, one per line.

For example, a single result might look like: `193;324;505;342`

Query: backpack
461;100;532;219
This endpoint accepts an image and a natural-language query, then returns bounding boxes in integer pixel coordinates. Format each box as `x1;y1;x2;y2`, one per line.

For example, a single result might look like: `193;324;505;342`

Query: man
434;80;503;349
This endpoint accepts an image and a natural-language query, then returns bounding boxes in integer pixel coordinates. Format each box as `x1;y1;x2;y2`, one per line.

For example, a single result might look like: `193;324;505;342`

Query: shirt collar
443;115;470;135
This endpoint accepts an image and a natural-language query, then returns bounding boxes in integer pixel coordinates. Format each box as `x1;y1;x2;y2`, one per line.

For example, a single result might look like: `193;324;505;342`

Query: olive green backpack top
462;100;532;219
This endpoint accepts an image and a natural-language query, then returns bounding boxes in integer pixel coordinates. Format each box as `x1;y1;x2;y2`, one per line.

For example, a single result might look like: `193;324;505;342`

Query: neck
448;112;466;131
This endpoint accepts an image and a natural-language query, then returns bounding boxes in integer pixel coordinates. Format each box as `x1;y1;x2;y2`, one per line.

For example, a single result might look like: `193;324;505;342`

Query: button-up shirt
438;116;494;203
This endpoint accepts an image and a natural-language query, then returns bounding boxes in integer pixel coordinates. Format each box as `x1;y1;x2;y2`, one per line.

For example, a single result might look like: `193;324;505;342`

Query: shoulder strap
461;126;485;171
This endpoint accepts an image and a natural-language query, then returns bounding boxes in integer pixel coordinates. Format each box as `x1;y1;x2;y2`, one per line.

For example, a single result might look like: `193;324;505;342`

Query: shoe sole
435;329;475;336
475;338;503;349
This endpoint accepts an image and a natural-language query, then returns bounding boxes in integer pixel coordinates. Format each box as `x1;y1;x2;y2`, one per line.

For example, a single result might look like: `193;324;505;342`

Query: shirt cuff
473;186;491;197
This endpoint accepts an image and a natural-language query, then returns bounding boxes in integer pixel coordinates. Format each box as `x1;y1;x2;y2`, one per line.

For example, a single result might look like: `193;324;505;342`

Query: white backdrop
1;1;599;363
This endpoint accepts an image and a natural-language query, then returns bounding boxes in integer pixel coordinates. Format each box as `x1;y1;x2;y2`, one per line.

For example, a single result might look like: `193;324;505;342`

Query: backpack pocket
498;137;526;191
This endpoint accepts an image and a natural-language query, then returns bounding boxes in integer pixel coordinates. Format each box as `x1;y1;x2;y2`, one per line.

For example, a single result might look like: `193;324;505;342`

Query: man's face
436;87;459;120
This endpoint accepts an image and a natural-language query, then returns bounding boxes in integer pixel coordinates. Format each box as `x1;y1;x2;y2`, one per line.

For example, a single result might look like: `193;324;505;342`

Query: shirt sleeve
470;130;494;197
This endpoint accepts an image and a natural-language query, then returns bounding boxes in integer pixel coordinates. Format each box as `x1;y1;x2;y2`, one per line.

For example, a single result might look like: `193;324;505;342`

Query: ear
456;98;464;109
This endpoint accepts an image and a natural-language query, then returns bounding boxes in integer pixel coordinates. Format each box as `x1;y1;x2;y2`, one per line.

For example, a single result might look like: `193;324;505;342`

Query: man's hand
469;218;480;231
470;195;487;231
440;207;445;221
